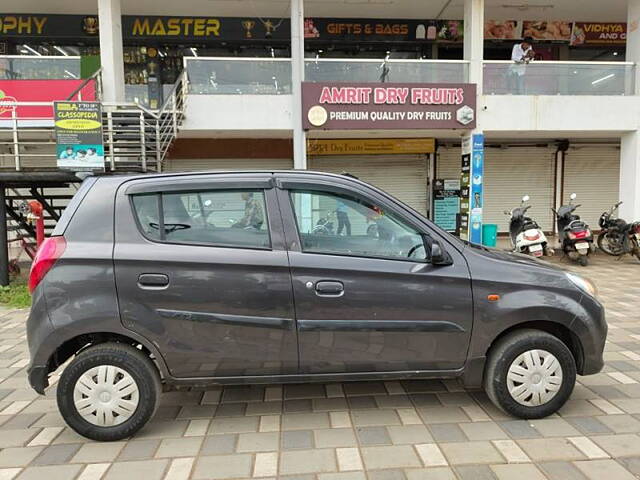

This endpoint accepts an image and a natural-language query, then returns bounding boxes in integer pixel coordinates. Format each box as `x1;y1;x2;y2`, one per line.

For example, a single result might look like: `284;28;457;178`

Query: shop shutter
435;146;461;180
437;145;555;232
484;147;556;233
309;154;429;214
165;157;293;172
563;146;620;230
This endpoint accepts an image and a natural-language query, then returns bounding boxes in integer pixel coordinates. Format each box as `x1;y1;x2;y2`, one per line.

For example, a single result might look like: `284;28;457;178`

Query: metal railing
0;70;187;172
305;58;469;83
483;61;636;95
185;57;292;95
0;55;81;80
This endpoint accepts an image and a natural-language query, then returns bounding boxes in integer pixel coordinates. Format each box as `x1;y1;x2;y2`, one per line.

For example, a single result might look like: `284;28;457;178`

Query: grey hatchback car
27;171;606;441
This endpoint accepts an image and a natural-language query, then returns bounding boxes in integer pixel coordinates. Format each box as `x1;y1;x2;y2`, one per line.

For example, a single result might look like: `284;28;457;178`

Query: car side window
289;190;430;262
131;189;270;249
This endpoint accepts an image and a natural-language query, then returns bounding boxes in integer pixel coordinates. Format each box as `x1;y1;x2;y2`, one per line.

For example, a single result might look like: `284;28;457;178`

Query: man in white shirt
509;36;535;94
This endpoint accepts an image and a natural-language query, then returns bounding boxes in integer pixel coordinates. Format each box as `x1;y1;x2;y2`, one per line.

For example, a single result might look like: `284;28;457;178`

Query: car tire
57;342;161;441
484;329;576;419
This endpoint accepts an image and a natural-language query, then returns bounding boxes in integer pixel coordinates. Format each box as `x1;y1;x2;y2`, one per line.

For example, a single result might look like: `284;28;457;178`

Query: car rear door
275;175;473;374
113;173;298;378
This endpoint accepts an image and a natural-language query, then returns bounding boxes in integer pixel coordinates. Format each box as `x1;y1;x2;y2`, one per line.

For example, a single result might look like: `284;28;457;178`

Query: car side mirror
431;241;452;266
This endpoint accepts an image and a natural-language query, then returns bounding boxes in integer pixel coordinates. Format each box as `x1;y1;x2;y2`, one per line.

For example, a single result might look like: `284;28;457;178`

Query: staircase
0;70;188;269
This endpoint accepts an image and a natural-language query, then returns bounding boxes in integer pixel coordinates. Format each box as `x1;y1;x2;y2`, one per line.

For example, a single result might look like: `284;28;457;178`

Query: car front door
113;174;298;378
276;176;473;374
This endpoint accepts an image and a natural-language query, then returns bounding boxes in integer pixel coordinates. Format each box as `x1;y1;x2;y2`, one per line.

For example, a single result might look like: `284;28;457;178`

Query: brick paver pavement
0;253;639;479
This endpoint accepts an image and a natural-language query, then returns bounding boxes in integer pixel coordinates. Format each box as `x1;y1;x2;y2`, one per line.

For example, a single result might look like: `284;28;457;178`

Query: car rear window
131;189;270;249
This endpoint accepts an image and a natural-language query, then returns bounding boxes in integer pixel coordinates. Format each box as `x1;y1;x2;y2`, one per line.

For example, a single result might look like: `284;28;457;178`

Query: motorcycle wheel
578;255;589;267
597;232;624;256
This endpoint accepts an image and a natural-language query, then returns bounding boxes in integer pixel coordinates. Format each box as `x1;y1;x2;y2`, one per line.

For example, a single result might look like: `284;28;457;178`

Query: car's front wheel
484;329;576;419
57;342;161;441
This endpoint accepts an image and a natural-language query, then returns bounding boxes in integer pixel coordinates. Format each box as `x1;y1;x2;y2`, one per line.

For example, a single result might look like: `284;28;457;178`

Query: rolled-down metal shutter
165;157;293;172
435;146;462;179
484;147;555;233
563;146;620;230
437;145;555;232
309;154;429;215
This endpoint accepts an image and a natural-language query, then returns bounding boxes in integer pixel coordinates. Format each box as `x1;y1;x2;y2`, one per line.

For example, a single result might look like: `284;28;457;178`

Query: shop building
1;0;639;265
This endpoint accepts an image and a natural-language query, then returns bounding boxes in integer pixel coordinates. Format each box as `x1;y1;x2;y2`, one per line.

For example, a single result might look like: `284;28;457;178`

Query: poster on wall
436;20;464;42
484;20;523;40
433;179;460;233
469;134;484;244
570;22;627;46
54;101;105;170
522;21;573;41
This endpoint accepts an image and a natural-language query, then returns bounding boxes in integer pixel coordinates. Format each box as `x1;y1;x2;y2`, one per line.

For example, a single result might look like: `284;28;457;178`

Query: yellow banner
307;138;435;156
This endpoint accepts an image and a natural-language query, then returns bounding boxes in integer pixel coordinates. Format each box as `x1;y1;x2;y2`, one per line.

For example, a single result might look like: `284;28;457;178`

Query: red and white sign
302;82;476;130
0;79;96;120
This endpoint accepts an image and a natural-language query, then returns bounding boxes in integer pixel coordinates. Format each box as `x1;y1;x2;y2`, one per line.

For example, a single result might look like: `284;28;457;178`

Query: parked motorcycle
504;195;553;258
597;201;640;260
312;212;335;235
553;193;595;266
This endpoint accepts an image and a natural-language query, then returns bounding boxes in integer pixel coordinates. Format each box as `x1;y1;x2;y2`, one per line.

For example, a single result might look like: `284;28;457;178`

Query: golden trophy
242;20;256;39
83;17;99;35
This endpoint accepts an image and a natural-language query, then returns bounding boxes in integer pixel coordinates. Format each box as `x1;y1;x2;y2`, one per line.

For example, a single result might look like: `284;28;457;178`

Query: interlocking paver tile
574;459;637;480
360;445;421;469
404;467;457;480
193;454;253;479
31;444;81;466
104;459;169;480
236;432;279;452
439;441;504;465
591;433;640;457
517;438;585;461
490;463;547;480
282;430;314;449
351;409;400;426
155;437;203;458
199;434;237;455
15;464;83;480
314;428;358;448
538;461;589;480
280;449;337;475
367;469;406;480
116;439;161;461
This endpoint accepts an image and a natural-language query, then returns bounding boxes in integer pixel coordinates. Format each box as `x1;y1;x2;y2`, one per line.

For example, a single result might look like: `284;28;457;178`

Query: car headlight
566;272;598;298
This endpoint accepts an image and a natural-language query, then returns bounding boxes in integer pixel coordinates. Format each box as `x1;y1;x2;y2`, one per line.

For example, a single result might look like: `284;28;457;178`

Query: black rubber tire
484;329;576;419
57;342;161;441
597;232;623;256
578;255;589;267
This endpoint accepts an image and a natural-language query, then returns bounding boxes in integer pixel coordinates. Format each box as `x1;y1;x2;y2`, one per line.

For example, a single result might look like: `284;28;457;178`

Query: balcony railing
0;55;81;80
185;57;292;95
483;61;635;96
305;59;469;83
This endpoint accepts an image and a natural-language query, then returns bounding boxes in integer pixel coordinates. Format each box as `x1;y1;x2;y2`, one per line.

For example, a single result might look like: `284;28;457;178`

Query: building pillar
291;0;307;169
98;0;125;102
463;0;484;93
628;0;640;95
620;132;640;220
0;186;8;287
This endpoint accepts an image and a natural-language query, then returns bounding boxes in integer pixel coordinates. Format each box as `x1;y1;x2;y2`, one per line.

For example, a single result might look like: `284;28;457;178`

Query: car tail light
28;236;66;294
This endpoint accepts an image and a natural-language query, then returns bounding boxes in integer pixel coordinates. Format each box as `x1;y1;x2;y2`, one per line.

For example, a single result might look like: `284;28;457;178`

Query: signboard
433;179;460;232
0;14;291;42
570;22;627;46
522;21;572;42
484;20;523;40
469;134;484;244
54;101;105;170
307;138;435;156
459;138;471;241
302;83;476;130
0;79;96;127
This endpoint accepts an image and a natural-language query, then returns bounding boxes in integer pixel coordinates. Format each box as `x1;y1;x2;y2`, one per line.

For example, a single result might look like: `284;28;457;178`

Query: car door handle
138;273;169;289
315;281;344;297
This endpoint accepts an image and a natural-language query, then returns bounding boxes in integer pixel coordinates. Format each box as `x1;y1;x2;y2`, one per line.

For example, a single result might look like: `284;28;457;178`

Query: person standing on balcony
509;36;535;94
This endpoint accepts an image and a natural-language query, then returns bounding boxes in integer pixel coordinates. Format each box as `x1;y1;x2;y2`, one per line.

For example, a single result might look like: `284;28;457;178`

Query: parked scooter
504;195;553;258
597;201;640;261
553;193;595;266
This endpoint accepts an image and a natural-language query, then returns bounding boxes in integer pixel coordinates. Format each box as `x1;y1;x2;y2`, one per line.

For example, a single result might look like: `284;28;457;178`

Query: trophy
242;20;256;39
83;17;99;35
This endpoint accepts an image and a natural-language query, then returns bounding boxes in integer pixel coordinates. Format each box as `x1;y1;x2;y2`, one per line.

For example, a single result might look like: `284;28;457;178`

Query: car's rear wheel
57;342;161;441
484;329;576;419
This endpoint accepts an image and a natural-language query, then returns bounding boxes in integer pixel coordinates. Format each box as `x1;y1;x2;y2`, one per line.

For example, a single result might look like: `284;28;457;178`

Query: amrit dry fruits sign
302;82;476;130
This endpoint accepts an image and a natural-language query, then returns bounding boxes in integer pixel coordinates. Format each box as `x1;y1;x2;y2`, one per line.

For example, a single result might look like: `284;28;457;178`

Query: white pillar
463;0;484;93
620;132;640;220
628;0;640;95
98;0;125;102
291;0;307;169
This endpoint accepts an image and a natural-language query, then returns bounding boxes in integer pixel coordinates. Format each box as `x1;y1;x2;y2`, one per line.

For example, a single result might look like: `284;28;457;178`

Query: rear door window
131;189;270;249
